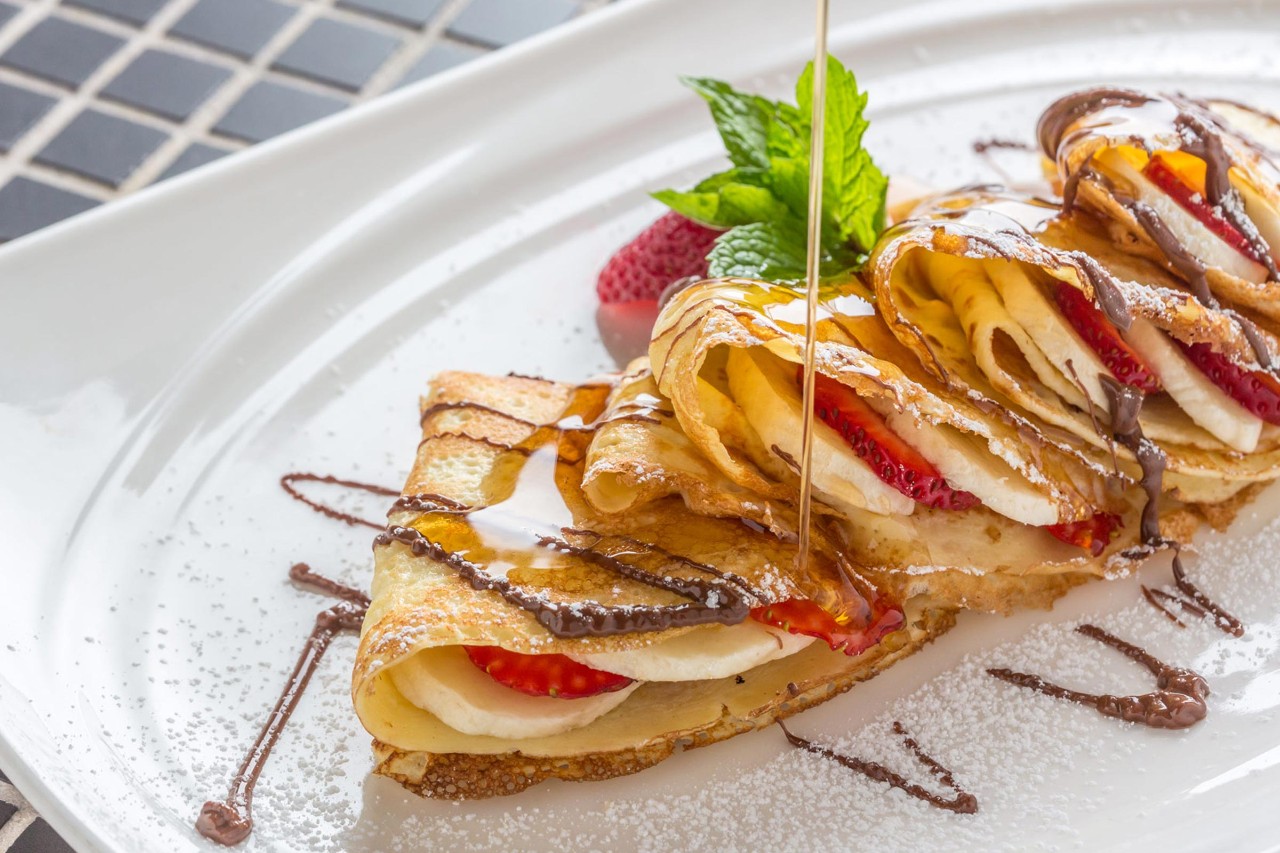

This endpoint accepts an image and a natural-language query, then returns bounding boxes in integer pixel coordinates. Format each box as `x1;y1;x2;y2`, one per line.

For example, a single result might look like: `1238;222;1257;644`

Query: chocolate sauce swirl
988;624;1209;730
279;472;399;530
972;137;1034;154
1036;87;1152;159
375;525;751;638
779;720;978;814
1142;553;1245;637
1096;377;1245;636
1174;111;1278;280
197;565;368;846
1099;377;1166;544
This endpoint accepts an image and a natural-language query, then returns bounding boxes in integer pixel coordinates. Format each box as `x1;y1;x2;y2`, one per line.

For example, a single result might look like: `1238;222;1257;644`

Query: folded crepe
352;370;948;798
641;275;1197;601
1038;87;1280;325
871;187;1280;509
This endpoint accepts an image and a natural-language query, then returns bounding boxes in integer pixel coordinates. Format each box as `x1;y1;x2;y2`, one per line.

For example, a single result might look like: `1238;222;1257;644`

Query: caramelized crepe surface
352;371;950;797
1040;88;1280;325
871;188;1280;499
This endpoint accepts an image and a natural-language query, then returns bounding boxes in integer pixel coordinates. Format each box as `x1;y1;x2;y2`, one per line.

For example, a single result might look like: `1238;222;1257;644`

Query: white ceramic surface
3;0;1280;850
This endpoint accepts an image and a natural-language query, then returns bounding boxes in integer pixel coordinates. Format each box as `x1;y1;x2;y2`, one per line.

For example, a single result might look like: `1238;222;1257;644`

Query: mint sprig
654;57;887;283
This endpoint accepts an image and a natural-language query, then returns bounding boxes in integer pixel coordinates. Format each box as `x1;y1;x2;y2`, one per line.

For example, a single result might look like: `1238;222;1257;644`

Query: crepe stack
352;371;949;797
1039;88;1280;325
352;87;1280;798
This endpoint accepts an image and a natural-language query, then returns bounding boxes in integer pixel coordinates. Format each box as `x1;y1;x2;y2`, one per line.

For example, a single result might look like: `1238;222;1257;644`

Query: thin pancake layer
871;187;1280;497
1039;87;1280;325
353;371;920;794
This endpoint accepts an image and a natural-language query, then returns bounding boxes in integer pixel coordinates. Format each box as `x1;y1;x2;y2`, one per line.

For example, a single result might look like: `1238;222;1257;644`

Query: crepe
640;274;1194;593
1038;87;1280;324
871;187;1280;504
352;371;948;797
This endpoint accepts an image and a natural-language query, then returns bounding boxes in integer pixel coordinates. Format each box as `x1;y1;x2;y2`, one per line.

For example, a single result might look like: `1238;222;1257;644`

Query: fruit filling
750;597;904;657
1052;282;1162;393
596;212;722;304
1176;341;1280;424
805;369;981;510
1044;512;1122;557
1142;154;1263;264
463;646;633;699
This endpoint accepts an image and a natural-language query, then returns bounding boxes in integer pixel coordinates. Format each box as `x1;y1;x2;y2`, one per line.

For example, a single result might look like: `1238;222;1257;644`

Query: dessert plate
3;0;1280;849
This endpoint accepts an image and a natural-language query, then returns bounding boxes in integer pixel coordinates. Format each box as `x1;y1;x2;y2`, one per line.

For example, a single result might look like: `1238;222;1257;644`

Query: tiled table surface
0;0;613;243
0;3;615;849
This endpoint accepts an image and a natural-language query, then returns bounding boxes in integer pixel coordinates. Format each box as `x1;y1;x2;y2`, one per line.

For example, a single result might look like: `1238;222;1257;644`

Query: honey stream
795;0;830;581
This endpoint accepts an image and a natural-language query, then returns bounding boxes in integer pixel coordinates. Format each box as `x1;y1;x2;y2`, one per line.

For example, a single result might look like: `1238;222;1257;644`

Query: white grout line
361;0;470;98
0;0;605;199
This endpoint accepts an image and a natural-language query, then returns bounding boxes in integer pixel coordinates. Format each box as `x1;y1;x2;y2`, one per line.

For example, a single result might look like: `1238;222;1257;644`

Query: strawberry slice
1176;340;1280;424
1142;155;1262;263
1052;282;1163;393
806;369;980;510
751;597;904;657
596;212;722;304
463;646;633;699
1044;511;1122;557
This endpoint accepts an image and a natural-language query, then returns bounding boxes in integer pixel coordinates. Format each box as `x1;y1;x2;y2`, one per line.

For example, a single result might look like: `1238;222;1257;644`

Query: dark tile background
0;0;613;245
0;2;617;849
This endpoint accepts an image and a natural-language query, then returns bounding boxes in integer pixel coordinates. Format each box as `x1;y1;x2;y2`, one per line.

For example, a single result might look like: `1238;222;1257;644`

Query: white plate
4;0;1280;850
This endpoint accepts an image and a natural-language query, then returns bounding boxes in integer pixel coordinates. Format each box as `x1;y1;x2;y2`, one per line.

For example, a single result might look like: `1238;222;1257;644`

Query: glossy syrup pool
23;3;1280;852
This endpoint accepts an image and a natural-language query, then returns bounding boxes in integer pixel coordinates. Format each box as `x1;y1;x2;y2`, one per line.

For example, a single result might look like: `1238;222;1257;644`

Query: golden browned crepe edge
368;603;955;798
361;366;1263;800
870;190;1280;483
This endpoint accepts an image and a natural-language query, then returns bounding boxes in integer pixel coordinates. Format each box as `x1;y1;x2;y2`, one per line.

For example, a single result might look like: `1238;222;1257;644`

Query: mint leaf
796;56;887;253
651;187;725;226
680;77;777;170
717;182;793;225
652;168;792;228
707;221;808;281
656;58;887;284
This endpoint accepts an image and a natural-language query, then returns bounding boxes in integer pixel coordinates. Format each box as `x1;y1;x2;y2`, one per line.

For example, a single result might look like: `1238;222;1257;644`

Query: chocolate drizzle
288;561;370;607
279;472;398;530
1060;97;1280;372
778;720;978;814
1037;87;1153;159
377;382;797;638
1141;554;1245;637
1174;111;1278;281
376;524;752;638
988;624;1209;729
1099;377;1165;544
972;137;1033;154
1072;250;1133;332
197;564;368;846
1095;378;1245;636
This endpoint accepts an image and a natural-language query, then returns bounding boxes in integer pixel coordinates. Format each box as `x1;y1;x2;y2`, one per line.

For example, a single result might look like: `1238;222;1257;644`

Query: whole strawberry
596;211;722;303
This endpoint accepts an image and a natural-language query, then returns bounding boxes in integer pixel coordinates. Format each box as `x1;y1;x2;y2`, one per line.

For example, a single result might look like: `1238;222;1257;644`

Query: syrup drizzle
378;384;764;638
794;0;829;583
778;720;978;814
987;624;1210;730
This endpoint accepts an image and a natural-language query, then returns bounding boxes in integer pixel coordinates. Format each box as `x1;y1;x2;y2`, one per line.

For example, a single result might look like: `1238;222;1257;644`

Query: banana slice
1123;318;1262;452
390;646;640;740
871;403;1060;526
725;346;915;516
986;261;1114;413
1235;177;1280;268
1100;150;1267;283
568;620;813;681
